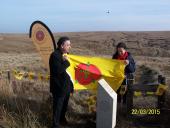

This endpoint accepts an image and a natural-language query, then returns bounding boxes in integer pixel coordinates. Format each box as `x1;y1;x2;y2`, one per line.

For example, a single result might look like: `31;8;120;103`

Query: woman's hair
57;36;70;48
116;42;127;49
112;42;127;58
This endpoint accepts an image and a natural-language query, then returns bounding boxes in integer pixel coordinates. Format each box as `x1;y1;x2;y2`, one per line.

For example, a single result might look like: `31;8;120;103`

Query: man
112;42;135;104
49;37;74;128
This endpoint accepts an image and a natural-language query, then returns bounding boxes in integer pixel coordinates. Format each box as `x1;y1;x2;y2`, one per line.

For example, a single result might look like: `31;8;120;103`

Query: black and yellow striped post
126;73;134;118
126;74;168;123
157;75;166;109
157;75;166;125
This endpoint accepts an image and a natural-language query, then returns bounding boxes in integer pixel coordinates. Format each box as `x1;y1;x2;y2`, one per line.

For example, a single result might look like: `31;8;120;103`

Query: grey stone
97;79;117;128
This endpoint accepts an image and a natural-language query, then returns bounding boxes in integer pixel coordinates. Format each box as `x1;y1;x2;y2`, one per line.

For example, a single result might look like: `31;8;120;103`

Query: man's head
116;42;127;55
57;36;71;53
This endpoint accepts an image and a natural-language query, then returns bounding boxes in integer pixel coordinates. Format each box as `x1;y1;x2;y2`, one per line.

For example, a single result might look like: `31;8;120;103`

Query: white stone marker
97;79;117;128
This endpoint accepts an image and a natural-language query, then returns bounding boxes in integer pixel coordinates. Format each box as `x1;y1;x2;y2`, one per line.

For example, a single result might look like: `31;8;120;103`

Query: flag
67;54;125;91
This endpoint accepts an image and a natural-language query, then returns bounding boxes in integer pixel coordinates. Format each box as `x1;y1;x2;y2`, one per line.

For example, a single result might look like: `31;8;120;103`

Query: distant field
1;32;170;83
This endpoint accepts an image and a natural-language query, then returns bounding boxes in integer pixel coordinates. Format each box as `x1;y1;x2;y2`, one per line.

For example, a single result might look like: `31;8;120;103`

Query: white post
97;79;117;128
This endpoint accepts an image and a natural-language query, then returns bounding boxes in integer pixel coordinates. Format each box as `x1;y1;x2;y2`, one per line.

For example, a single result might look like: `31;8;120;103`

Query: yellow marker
28;72;35;80
119;85;127;95
146;92;154;95
155;84;168;96
134;91;142;96
38;73;43;80
46;74;50;81
13;70;25;80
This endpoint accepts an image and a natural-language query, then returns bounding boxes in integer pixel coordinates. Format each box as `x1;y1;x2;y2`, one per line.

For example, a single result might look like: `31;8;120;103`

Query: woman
112;42;135;104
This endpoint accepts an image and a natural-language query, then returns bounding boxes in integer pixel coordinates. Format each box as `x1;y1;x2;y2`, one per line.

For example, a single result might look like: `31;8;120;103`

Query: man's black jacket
49;49;74;97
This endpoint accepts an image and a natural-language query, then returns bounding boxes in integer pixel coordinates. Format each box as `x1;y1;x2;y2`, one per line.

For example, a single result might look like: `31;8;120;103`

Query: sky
0;0;170;33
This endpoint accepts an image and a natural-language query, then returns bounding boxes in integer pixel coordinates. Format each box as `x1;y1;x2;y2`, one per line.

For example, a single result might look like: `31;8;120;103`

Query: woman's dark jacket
49;49;74;97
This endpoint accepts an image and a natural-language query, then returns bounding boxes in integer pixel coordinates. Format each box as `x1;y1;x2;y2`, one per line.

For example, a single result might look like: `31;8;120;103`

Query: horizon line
1;30;170;34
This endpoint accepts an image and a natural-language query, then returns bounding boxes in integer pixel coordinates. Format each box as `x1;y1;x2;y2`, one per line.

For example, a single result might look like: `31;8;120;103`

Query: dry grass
0;76;50;128
0;73;96;128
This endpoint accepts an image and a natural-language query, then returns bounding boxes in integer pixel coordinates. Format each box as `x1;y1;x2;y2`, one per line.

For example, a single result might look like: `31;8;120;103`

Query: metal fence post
126;73;134;118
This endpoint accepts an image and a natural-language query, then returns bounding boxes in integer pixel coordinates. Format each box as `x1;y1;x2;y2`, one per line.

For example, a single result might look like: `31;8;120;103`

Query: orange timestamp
131;108;160;115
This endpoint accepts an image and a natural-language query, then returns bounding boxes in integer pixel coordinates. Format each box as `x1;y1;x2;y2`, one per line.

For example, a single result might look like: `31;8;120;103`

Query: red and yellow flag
67;54;125;91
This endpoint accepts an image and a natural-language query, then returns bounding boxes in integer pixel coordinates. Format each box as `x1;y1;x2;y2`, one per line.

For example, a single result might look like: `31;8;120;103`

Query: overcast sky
1;0;170;33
